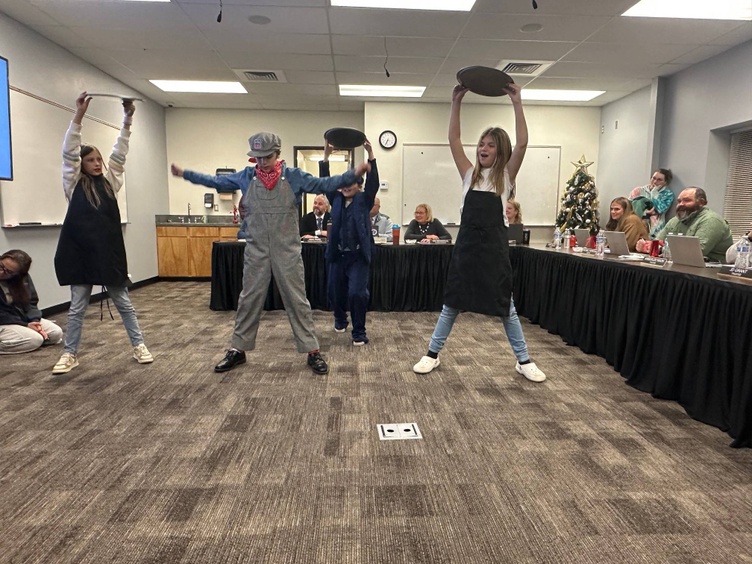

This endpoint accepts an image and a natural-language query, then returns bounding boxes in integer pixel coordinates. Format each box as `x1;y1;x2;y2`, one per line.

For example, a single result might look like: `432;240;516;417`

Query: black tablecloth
210;241;454;312
510;246;752;448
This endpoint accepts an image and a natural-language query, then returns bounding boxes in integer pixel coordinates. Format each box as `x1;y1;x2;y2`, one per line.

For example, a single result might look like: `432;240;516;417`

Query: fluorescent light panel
332;0;476;11
622;0;752;21
339;85;425;97
150;80;247;94
117;0;171;2
522;90;604;102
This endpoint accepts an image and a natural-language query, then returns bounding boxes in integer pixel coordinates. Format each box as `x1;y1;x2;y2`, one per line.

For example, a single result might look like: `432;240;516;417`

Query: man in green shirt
644;187;733;262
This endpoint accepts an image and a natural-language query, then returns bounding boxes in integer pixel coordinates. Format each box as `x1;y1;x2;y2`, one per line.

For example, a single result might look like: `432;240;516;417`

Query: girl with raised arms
413;83;547;383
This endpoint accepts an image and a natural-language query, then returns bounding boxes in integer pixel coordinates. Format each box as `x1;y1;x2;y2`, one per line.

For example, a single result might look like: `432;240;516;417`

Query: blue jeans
428;297;529;362
63;285;144;354
327;253;370;342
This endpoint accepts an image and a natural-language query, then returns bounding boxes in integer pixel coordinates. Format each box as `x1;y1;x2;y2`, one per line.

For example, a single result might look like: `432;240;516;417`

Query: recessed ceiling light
520;23;543;32
149;80;248;94
522;89;604;102
622;0;751;21
339;85;425;97
332;0;476;11
248;15;271;25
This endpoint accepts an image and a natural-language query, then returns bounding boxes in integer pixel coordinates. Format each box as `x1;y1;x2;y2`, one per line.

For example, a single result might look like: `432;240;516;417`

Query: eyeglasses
0;262;19;277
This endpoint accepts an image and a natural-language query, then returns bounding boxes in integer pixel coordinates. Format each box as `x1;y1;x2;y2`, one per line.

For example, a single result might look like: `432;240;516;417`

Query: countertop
155;214;240;227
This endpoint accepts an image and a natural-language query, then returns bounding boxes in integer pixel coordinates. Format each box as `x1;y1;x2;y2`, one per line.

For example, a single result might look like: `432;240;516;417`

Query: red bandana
255;161;283;190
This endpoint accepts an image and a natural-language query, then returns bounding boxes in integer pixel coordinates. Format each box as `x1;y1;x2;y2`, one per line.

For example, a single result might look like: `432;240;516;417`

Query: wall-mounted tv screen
0;55;12;181
0;56;11;181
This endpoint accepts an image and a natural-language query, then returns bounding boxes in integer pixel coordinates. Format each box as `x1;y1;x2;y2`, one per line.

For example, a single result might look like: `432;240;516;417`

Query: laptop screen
507;223;524;243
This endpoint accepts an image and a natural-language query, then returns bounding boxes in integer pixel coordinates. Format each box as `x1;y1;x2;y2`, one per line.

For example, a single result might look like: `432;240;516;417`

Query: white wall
165;109;363;215
365;101;602;241
660;40;752;210
596;86;655;210
0;12;168;309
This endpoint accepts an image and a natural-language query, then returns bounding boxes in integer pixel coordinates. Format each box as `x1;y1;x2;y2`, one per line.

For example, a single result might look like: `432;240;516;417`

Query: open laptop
666;235;707;268
604;231;631;256
574;228;590;247
507;223;524;244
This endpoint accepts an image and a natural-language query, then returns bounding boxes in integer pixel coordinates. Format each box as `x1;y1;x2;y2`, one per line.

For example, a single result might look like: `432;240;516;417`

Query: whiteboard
402;144;560;226
0;89;128;226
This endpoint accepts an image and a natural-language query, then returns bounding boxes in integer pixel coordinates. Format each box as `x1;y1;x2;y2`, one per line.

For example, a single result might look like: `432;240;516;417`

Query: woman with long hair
605;197;649;252
1;249;63;354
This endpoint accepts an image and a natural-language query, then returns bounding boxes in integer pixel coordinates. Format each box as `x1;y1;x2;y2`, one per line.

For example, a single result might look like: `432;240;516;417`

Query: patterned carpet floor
1;281;751;563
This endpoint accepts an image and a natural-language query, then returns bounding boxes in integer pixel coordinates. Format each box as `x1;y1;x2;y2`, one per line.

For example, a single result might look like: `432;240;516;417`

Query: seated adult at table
404;203;452;243
370;197;392;239
726;224;752;264
506;199;523;225
299;194;331;239
629;168;674;238
605;197;648;252
637;187;733;262
1;249;63;354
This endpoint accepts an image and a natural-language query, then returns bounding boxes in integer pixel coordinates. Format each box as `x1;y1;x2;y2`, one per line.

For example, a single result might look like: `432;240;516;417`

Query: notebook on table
604;231;631;256
574;228;590;247
507;223;524;244
666;235;708;268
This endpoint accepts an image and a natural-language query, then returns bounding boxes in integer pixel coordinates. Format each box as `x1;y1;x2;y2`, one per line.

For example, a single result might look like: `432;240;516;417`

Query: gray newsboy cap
247;131;282;157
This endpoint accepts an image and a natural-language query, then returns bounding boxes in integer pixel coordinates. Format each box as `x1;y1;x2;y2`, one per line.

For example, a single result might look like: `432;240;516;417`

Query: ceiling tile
589;18;743;45
463;13;613;42
449;39;578;61
563;42;697;65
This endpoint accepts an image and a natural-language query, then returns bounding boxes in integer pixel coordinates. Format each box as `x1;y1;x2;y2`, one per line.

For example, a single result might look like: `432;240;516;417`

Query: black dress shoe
215;349;246;373
307;352;329;375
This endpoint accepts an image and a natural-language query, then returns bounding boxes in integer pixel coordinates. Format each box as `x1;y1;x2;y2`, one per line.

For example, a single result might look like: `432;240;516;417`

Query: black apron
55;177;129;287
443;189;512;317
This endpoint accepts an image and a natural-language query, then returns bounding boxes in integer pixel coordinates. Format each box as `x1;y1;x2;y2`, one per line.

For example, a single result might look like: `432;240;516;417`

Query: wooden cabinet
219;227;240;241
157;225;240;277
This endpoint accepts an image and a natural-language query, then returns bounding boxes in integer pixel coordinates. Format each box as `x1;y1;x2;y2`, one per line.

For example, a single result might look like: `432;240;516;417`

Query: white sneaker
53;352;79;375
515;361;546;383
133;344;154;364
413;355;440;374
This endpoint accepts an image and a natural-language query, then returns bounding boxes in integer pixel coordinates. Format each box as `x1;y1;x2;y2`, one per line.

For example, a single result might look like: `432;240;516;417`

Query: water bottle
595;230;605;258
663;233;672;262
553;228;562;250
562;230;571;250
391;223;400;245
735;238;750;269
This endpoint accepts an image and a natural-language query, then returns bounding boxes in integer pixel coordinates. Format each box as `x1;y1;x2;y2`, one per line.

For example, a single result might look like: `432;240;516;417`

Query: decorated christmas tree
555;155;600;235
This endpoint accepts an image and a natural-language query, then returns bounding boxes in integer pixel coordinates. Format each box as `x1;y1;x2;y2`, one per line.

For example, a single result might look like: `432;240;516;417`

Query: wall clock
379;130;397;150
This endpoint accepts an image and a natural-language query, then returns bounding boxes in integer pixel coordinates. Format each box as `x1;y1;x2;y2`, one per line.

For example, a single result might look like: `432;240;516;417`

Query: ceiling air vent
497;60;552;77
234;70;288;83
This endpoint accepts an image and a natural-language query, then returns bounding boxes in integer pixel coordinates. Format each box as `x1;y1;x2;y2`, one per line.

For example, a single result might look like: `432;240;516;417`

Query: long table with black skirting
210;240;752;448
509;245;752;449
210;241;454;313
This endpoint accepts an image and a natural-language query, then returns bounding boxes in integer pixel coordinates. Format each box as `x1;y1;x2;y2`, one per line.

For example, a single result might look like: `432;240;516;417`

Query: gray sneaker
52;352;79;375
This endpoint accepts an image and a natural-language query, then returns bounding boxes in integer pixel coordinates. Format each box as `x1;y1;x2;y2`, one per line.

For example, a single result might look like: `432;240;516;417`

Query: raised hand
76;91;92;112
170;163;184;177
123;100;136;117
452;84;468;103
363;138;374;160
504;82;522;103
73;91;92;124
